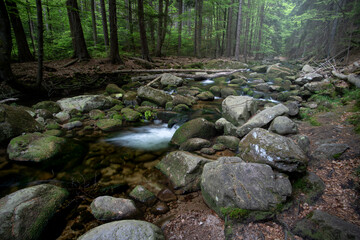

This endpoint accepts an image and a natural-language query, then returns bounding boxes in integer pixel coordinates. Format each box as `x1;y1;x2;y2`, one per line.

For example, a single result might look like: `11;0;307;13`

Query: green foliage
144;110;155;121
220;207;250;219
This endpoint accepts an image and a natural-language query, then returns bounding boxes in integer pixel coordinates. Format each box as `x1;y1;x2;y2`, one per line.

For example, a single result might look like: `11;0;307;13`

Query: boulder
54;112;70;123
0;184;68;240
160;73;183;87
57;95;114;112
78;220;165;240
302;64;315;73
0;104;43;143
236;104;289;137
215;136;240;150
129;185;157;206
266;65;292;78
96;119;122;132
284;101;299;116
220;87;237;98
251;65;268;73
89;109;105;120
222;96;258;126
121;108;141;122
156;151;211;193
303;72;323;82
215;118;237;136
173;104;190;112
291;135;310;154
304;80;334;93
197;91;215;101
238;128;308;172
123;91;138;107
179;138;211;152
137;86;172;107
90;196;139;221
347;74;360;88
210;86;221;97
170;118;218;146
172;94;195;106
293;210;360;240
32;101;61;114
269;116;298;135
313;143;349;160
62;120;82;130
201;157;291;217
105;83;125;95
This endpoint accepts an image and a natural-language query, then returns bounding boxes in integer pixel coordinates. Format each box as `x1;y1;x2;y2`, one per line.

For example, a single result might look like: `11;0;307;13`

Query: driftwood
131;70;244;81
115;68;245;74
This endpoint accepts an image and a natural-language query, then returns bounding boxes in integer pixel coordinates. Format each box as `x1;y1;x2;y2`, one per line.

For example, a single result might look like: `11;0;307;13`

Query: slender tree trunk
108;0;122;64
66;0;90;60
127;0;135;52
221;8;227;55
194;0;203;57
0;0;13;83
160;0;169;51
248;14;254;56
25;0;36;55
46;0;52;33
225;0;234;57
36;0;43;87
243;0;250;62
155;0;163;56
138;0;151;61
234;0;243;60
255;2;264;60
91;0;97;46
5;0;34;62
177;0;183;55
100;0;109;50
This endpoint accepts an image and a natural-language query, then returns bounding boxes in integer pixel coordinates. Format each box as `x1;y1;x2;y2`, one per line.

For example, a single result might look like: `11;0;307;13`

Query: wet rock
0;104;43;143
33;101;61;114
251;65;268;73
78;220;165;240
156;151;211;193
238;128;308;173
201;147;216;155
129;185;157;206
151;202;169;215
172;94;195;106
157;188;177;202
35;109;53;119
222;96;258;127
220;87;237;98
105;83;125;95
44;129;64;137
62;120;83;130
160;73;183;87
90;196;139;221
55;111;70;123
179;138;211;152
269;116;298;135
201;157;291;217
255;83;270;93
177;86;200;97
215;135;240;150
138;86;172;107
121;108;141;122
123;91;138;106
173;104;190;112
170;118;217;146
293;210;360;240
57;95;114;112
313;143;349;160
302;64;315;73
212;143;226;151
197;91;215;101
210;86;221;97
236;104;289;137
0;184;68;240
230;78;247;85
303;72;323;82
96;119;122;132
89;109;105;120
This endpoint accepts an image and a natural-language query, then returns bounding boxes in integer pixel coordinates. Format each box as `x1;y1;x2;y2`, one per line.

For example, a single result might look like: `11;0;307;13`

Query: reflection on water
106;123;179;151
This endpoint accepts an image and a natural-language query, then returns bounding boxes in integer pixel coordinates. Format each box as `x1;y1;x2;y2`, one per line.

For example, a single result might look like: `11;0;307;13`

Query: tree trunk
108;0;122;64
194;0;203;58
66;0;90;60
243;0;250;62
255;2;264;60
234;0;243;60
138;0;151;61
91;0;97;46
225;0;234;57
25;0;36;55
148;0;156;53
0;0;13;83
5;0;34;62
99;0;109;50
177;0;183;55
155;0;163;57
36;0;43;87
126;0;135;52
160;0;169;52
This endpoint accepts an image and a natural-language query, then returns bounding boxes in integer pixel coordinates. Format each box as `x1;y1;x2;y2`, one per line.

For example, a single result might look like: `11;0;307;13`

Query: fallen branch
115;68;244;74
0;98;18;104
62;58;79;68
146;75;162;87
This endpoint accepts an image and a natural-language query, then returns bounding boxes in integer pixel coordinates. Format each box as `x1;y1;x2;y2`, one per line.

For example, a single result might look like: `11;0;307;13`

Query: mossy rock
121;108;141;122
32;101;61;114
129;185;157;206
173;104;190;113
105;83;125;95
96;119;122;132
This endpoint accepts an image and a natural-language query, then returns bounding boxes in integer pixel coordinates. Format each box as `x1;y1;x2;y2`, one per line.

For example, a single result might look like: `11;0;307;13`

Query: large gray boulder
170;118;218;146
269;116;298;135
304;80;334;93
266;65;293;78
78;220;165;240
293;210;360;240
172;94;195;106
179;138;211;152
160;73;183;86
156;151;211;193
0;104;43;143
222;96;258;126
236;104;289;137
201;157;291;217
57;95;114;112
215;117;237;136
303;72;323;82
302;64;315;73
137;86;172;107
313;143;349;160
238;128;308;172
90;196;139;221
0;184;68;240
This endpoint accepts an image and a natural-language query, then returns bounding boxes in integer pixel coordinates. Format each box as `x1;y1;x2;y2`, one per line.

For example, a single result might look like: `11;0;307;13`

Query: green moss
220;207;251;219
309;117;321;126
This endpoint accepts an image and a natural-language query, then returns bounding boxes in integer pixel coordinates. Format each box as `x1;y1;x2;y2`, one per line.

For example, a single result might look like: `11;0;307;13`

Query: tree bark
91;0;97;46
255;2;264;60
108;0;122;64
36;0;43;87
25;0;36;55
138;0;151;61
225;0;234;57
5;0;34;62
177;0;183;55
0;0;13;83
194;0;203;58
243;0;250;62
234;0;243;60
155;0;163;56
66;0;90;60
99;0;109;50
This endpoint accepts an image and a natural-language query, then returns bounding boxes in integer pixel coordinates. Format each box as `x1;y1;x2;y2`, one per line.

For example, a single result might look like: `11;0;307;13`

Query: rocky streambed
0;60;360;239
